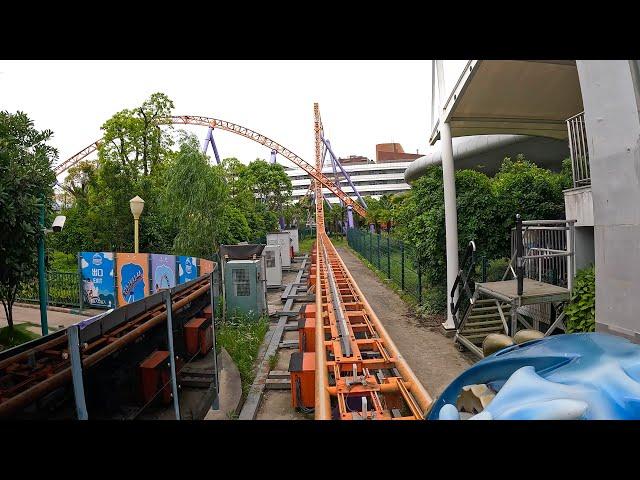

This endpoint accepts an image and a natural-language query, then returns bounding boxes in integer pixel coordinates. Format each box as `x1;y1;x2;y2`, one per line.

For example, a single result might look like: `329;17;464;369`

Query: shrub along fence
346;228;498;311
347;228;425;304
17;271;81;308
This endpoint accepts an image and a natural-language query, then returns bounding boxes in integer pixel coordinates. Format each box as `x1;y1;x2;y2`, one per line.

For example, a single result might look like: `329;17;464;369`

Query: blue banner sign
178;256;198;284
80;252;116;309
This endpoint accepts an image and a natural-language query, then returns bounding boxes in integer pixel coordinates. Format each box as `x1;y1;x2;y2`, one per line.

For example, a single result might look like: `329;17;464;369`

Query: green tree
244;159;293;211
0;111;57;328
99;92;174;176
162;134;228;257
53;94;177;255
492;155;569;255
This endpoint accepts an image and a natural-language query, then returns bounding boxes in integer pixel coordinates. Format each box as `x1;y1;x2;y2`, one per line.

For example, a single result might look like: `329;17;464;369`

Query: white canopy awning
430;60;583;144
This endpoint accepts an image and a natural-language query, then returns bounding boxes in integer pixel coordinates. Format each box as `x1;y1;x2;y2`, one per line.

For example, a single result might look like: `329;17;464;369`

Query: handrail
450;241;477;329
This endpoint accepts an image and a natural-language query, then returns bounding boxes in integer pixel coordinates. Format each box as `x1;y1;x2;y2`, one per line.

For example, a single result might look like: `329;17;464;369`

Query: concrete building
288;143;419;204
406;60;640;341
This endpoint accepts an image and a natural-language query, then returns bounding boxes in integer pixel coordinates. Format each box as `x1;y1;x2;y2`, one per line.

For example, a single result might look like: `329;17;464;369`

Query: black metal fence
347;229;425;304
17;271;81;308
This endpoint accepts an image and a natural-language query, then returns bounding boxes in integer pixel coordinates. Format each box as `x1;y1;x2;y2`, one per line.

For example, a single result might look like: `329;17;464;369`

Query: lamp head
129;195;145;219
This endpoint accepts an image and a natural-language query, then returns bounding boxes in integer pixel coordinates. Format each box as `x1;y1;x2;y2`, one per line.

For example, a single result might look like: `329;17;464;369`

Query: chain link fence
17;271;81;308
347;229;425;304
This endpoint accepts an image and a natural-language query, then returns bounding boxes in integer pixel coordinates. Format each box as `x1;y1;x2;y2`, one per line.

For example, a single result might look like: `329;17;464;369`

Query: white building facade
286;161;412;204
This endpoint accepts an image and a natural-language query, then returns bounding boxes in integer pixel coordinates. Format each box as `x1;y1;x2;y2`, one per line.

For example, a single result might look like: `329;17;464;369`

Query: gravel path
335;246;472;399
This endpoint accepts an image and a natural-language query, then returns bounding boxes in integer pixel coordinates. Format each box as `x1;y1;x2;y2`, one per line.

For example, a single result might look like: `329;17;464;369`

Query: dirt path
335;247;472;399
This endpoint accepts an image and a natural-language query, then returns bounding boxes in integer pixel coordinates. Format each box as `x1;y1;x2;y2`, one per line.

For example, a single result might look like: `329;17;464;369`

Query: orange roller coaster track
312;103;431;420
53;115;366;218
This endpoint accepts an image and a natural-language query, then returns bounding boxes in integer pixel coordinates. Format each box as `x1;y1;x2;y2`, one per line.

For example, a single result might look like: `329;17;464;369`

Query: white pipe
435;60;459;330
441;122;459;330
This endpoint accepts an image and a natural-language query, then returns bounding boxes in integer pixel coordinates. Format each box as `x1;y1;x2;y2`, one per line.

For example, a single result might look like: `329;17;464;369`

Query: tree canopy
0;111;57;327
51;92;295;260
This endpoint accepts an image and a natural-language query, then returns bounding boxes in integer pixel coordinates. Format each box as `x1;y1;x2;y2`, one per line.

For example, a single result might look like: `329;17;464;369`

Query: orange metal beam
53;115;366;217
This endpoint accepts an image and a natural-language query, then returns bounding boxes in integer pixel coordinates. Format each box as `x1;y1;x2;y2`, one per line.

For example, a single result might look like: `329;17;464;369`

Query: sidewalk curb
14;302;96;317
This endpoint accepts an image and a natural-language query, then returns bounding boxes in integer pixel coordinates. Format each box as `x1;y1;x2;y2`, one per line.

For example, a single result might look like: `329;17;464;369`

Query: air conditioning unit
262;244;283;288
267;232;292;268
283;228;299;255
223;259;267;317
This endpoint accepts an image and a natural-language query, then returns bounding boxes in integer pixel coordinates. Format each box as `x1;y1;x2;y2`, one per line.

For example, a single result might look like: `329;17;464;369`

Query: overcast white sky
0;60;468;177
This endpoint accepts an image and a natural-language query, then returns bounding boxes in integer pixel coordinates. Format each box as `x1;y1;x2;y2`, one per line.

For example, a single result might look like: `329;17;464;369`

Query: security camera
52;215;66;232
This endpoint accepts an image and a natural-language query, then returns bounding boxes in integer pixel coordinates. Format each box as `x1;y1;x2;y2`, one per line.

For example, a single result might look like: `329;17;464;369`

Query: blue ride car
428;333;640;420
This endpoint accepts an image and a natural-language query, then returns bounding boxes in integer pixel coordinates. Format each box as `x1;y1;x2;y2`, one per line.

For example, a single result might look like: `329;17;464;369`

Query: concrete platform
204;348;242;420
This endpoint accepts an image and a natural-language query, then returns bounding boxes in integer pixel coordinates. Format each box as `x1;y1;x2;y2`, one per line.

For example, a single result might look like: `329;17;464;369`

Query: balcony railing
566;111;591;188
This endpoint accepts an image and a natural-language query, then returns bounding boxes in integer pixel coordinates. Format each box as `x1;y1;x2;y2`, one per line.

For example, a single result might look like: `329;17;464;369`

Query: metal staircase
451;215;575;359
456;299;511;357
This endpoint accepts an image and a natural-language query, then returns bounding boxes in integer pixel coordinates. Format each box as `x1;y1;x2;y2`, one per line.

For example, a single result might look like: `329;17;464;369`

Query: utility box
267;232;292;268
262;244;283;288
184;317;213;357
289;351;316;409
139;350;172;406
283;228;300;255
298;303;316;352
224;259;267;317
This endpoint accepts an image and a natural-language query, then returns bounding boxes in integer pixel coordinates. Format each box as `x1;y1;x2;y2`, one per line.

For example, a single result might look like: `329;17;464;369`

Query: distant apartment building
287;143;419;204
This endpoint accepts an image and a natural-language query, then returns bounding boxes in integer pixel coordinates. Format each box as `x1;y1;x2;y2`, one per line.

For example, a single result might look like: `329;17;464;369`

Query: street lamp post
37;196;66;337
129;196;145;254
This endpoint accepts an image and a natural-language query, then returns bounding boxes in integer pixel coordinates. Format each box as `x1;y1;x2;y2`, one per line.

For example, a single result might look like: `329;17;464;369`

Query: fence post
77;253;84;312
387;236;391;279
401;242;405;291
482;256;488;282
516;214;524;296
377;233;381;269
418;259;423;304
369;231;372;263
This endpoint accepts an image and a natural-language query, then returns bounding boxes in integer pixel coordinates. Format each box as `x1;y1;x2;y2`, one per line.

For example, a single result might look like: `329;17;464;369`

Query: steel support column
347;205;354;229
165;290;181;420
68;325;88;420
436;60;459;331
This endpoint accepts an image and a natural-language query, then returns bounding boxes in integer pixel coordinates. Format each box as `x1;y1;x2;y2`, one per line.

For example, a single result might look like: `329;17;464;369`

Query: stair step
460;333;496;341
468;312;511;320
461;325;506;335
465;319;504;327
470;305;511;313
474;299;502;305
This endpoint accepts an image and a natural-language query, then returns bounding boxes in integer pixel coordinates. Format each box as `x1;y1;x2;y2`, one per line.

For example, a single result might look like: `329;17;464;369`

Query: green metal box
223;259;267;318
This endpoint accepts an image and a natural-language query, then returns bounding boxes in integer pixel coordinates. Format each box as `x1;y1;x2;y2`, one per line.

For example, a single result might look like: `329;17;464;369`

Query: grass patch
0;323;40;350
299;236;316;254
268;352;279;371
216;313;270;398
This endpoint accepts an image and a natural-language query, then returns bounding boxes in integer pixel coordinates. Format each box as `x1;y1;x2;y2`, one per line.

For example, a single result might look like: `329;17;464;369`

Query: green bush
479;257;510;282
564;266;595;333
418;283;448;315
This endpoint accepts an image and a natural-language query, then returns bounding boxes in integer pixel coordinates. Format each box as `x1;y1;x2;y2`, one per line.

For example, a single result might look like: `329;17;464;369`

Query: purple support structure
321;136;367;209
325;139;342;206
202;127;221;165
279;216;286;230
202;126;212;154
270;149;277;164
369;223;375;234
347;205;354;230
